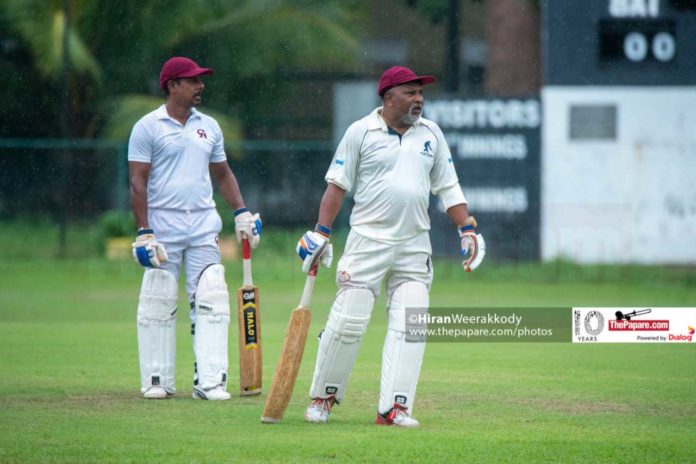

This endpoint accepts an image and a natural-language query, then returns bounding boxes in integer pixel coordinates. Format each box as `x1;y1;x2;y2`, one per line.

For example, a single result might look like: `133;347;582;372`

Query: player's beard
399;103;422;126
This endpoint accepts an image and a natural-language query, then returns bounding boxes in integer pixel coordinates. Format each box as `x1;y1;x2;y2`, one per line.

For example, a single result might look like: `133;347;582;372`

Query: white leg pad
192;264;230;391
137;269;178;394
379;281;429;414
309;288;374;402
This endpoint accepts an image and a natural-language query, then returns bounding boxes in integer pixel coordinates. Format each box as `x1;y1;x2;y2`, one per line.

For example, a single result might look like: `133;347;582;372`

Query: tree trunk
484;0;541;96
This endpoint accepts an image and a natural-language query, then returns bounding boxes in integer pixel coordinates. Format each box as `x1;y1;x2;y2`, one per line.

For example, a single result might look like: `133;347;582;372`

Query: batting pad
379;281;428;414
193;264;230;391
309;288;374;402
137;269;178;394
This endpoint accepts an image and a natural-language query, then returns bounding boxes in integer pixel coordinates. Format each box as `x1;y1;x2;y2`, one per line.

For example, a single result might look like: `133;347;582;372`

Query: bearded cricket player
295;66;486;427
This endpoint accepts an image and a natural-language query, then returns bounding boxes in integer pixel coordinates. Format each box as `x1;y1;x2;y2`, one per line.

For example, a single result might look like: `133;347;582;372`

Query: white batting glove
132;229;168;268
296;225;333;273
459;217;486;272
234;208;262;248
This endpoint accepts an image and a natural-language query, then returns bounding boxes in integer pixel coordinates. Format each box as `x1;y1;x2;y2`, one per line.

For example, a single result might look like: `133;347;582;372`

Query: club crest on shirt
419;140;433;158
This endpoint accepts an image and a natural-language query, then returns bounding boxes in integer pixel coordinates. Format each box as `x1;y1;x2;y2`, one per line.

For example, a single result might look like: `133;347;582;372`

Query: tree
404;0;541;96
484;0;541;95
0;0;364;140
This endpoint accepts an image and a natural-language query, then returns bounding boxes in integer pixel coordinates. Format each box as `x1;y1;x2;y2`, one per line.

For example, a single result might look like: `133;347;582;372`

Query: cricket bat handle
242;237;252;286
299;264;318;308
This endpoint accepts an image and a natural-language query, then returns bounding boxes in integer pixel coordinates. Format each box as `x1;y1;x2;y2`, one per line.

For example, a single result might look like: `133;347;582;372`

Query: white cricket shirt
326;107;466;244
128;105;227;211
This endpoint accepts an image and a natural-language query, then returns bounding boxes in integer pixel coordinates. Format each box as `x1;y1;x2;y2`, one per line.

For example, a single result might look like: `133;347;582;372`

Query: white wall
333;82;379;146
542;87;696;264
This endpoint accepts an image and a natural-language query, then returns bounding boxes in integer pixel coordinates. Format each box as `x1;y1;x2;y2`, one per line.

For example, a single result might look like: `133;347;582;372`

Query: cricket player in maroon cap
128;57;262;401
295;66;486;427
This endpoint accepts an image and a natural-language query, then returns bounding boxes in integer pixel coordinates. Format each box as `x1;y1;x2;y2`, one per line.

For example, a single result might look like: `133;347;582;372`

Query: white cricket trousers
307;230;432;410
148;207;223;302
335;230;433;297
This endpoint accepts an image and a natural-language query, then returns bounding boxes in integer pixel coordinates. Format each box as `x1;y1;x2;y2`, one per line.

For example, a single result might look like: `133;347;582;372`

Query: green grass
1;223;695;463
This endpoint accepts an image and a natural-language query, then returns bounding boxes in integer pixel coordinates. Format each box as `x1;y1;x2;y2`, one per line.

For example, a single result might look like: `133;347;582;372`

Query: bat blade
238;284;262;396
261;306;311;423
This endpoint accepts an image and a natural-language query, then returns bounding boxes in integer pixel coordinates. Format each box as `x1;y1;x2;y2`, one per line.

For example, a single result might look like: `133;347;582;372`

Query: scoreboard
542;0;696;264
544;0;696;85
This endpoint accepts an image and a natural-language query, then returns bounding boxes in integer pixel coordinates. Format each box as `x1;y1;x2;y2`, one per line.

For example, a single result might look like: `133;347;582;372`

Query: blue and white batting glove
234;208;262;248
296;224;333;273
459;216;486;272
132;228;168;268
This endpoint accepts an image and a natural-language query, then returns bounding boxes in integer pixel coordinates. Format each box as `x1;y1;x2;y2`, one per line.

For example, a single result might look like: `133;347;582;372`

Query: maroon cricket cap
159;57;214;90
377;66;436;97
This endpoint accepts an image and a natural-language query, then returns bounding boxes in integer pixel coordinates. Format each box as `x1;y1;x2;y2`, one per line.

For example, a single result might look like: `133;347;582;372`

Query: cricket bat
237;237;262;396
260;264;318;423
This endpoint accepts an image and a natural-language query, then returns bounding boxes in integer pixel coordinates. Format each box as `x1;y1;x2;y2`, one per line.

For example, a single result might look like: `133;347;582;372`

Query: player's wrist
233;207;248;217
137;227;154;236
457;216;477;235
314;223;332;238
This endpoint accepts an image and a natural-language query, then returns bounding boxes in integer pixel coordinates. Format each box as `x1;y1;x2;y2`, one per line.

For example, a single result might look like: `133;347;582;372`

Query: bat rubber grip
308;263;318;277
242;237;251;260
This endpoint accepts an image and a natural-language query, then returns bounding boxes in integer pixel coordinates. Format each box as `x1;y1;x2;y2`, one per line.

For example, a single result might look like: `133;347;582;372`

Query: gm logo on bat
242;291;259;347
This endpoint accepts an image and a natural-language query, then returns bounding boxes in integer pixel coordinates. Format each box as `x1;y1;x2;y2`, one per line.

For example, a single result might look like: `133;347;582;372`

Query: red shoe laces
311;396;335;412
387;404;408;421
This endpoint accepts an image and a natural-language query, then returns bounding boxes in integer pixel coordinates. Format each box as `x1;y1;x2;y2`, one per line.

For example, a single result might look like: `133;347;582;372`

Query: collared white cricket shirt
326;107;466;243
128;105;227;211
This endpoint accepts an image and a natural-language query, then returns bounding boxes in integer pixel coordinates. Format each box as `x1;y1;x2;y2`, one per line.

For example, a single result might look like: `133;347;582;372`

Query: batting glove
132;229;168;268
296;224;333;273
234;208;262;248
459;216;486;272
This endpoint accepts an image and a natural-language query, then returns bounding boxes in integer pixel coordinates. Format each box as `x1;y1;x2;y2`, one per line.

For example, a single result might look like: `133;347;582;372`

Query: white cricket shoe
143;386;170;400
304;396;336;423
375;404;420;428
192;386;231;401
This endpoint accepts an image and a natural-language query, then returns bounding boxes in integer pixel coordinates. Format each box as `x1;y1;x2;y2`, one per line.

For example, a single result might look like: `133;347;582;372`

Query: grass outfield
1;226;695;463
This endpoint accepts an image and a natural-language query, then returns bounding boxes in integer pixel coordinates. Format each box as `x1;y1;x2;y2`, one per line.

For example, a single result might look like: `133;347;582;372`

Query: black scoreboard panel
671;0;696;9
599;19;676;64
543;0;696;85
425;98;541;262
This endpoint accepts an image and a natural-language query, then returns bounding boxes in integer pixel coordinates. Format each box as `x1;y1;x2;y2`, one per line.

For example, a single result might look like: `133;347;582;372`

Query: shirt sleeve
127;119;152;163
429;123;467;209
210;120;227;163
325;122;364;192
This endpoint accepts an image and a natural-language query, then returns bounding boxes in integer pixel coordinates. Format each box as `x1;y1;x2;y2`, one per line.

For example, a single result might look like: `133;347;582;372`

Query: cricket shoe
375;404;420;428
192;386;231;401
304;396;336;423
142;386;172;400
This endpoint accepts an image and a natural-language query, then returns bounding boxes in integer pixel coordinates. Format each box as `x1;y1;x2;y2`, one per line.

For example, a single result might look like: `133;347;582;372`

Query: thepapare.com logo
574;308;695;343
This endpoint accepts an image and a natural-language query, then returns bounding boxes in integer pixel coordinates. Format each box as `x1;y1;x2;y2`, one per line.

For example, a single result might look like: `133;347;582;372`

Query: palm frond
3;1;101;80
